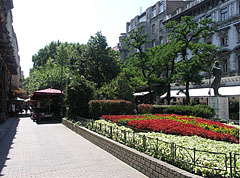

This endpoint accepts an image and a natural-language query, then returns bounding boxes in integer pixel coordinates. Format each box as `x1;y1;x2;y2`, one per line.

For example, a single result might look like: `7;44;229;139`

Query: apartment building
119;0;240;119
119;0;192;59
119;0;240;91
0;0;21;121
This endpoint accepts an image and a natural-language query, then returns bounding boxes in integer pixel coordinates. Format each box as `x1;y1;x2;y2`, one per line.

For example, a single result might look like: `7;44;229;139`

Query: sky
12;0;158;77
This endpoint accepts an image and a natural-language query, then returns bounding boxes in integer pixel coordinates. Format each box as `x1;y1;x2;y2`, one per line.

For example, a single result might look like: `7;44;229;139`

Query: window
152;24;155;34
127;23;130;32
220;36;228;46
219;31;228;46
152;40;156;47
220;7;228;21
218;51;229;73
238;27;240;42
152;6;156;17
238;53;240;71
159;20;163;29
159;36;163;44
141;27;145;34
139;14;146;23
141;44;145;52
159;3;163;13
222;63;228;73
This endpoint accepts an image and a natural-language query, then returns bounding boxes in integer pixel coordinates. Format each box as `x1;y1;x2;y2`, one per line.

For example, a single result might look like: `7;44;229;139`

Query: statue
211;61;221;96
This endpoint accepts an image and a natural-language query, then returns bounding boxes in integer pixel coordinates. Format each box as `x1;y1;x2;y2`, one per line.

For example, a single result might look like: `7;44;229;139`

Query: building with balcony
0;0;21;121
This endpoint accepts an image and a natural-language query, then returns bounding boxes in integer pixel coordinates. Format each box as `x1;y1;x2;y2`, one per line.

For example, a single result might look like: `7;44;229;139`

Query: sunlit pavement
0;117;147;178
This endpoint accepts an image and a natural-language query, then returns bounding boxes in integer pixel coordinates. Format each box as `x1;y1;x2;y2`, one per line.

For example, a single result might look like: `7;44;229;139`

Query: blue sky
12;0;158;77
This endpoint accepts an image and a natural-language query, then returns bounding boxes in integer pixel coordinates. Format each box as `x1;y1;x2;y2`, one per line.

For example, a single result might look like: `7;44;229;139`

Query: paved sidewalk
0;117;147;178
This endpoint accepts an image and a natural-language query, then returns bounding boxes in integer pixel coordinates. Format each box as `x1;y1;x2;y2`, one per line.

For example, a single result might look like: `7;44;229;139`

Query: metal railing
73;117;240;178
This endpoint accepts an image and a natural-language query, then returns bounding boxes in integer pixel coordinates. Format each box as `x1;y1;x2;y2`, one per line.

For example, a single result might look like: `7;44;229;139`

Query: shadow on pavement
0;118;20;176
35;119;62;125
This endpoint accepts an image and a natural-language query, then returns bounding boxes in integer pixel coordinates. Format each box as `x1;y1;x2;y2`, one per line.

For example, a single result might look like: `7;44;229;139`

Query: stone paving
0;117;147;178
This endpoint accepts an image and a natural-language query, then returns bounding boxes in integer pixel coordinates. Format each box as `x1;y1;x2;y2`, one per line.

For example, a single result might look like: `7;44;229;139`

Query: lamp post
60;53;63;119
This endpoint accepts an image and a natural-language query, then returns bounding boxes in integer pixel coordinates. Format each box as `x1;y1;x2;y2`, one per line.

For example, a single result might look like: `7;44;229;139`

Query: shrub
192;105;215;118
153;105;215;119
88;100;133;119
66;75;96;119
138;104;154;114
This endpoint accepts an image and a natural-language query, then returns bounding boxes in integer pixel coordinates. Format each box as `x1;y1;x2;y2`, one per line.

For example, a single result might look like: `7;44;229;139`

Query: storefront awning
30;88;63;100
160;86;240;98
133;91;149;96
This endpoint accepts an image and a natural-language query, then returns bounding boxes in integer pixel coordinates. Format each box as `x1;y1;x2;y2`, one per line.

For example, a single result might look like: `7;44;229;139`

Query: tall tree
151;41;178;104
165;16;218;104
121;28;163;104
32;41;62;68
80;32;121;88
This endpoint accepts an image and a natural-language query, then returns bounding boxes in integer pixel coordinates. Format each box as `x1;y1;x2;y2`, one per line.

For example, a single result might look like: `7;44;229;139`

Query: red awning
30;88;63;100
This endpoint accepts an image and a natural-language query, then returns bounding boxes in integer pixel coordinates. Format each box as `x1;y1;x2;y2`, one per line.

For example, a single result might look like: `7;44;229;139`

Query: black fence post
193;148;196;166
155;138;158;155
229;152;233;178
132;132;135;148
123;130;126;144
143;135;146;152
110;126;112;139
171;143;175;163
99;123;102;132
91;120;94;130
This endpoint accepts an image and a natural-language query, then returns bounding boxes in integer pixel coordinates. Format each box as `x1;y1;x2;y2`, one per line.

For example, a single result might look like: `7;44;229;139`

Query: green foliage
25;64;68;94
88;100;133;119
98;72;135;103
79;31;121;88
121;27;164;103
157;105;215;118
165;16;219;104
32;41;61;68
66;75;96;119
137;104;154;114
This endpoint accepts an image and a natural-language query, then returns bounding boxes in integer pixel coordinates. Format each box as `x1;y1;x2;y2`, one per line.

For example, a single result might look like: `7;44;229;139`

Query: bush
88;100;133;119
153;105;215;119
66;75;96;119
138;104;154;114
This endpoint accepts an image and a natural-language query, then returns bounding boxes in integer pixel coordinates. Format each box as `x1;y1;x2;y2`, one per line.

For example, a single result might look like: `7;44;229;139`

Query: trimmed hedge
89;100;133;119
151;104;215;119
137;104;154;114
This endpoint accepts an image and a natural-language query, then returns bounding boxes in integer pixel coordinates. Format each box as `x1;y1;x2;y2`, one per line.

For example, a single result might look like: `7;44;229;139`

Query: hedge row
138;104;215;119
88;100;133;119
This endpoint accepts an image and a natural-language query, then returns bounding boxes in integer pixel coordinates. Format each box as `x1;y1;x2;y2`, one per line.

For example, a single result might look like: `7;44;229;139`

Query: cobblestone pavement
0;117;147;178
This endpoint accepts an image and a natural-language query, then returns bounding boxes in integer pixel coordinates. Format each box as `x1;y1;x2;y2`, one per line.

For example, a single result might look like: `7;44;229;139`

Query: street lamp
60;53;63;118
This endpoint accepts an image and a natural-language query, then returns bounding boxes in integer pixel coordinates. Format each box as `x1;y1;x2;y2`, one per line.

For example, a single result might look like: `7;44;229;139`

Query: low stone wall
62;119;202;178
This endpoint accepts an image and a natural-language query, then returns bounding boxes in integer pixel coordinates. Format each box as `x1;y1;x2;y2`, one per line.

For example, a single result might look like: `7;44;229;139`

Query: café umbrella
30;88;63;113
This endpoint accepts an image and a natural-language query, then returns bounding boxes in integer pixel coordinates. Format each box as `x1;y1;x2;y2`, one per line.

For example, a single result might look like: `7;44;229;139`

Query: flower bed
101;114;239;143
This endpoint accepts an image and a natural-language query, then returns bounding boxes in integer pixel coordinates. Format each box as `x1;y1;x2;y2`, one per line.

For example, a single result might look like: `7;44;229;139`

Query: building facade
119;0;240;90
0;0;21;121
119;0;240;120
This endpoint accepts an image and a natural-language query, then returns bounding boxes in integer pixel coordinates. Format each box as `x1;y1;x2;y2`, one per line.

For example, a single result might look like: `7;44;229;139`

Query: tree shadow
0;118;19;176
35;119;61;125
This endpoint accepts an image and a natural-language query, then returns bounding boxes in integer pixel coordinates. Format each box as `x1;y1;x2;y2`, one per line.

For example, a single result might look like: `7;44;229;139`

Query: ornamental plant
138;104;154;114
89;100;133;119
101;114;239;143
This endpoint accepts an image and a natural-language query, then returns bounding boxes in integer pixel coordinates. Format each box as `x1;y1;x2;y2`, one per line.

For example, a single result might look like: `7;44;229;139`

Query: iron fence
74;117;240;178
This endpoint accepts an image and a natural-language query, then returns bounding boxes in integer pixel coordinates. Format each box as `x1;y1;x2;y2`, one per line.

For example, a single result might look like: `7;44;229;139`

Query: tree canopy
164;16;219;104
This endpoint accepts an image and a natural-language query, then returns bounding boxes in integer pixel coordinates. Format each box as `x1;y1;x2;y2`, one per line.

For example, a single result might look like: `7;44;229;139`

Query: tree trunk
185;81;190;105
148;83;154;104
166;83;171;105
